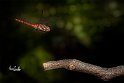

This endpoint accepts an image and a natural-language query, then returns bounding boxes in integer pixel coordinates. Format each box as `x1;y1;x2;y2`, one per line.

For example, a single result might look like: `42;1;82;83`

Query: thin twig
43;59;124;81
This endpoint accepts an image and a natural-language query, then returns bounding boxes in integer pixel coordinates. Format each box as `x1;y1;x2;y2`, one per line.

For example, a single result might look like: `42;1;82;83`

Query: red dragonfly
15;18;50;32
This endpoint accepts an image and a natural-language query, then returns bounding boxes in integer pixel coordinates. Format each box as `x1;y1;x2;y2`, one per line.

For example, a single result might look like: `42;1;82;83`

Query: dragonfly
15;18;50;32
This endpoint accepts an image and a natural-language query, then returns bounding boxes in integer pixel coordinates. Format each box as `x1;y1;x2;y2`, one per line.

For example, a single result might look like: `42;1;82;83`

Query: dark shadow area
0;0;124;83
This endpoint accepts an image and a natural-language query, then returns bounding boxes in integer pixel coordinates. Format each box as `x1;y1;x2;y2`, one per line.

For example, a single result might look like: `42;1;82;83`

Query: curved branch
43;59;124;81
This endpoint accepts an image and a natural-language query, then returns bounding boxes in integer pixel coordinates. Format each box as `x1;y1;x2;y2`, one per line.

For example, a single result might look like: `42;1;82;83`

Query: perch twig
43;59;124;81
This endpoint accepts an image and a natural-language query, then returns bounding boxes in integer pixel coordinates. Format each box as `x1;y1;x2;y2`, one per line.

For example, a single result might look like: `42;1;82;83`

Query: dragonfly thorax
33;24;50;32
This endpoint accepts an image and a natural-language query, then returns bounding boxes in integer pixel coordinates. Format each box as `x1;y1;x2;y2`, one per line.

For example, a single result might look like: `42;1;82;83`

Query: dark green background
0;0;124;83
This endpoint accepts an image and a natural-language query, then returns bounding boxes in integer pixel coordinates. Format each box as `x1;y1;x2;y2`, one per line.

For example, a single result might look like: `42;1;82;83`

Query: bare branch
43;59;124;81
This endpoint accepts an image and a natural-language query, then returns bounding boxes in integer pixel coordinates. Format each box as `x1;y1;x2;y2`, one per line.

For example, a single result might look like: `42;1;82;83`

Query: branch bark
43;59;124;81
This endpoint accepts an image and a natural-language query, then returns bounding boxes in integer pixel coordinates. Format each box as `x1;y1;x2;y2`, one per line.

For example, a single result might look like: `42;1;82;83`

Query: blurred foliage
15;0;123;46
1;0;124;83
19;47;62;83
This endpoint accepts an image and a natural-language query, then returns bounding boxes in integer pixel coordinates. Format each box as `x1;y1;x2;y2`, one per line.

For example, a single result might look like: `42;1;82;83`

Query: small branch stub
43;59;124;81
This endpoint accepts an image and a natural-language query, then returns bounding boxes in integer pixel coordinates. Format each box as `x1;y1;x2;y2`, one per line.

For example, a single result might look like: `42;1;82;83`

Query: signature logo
9;65;21;71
